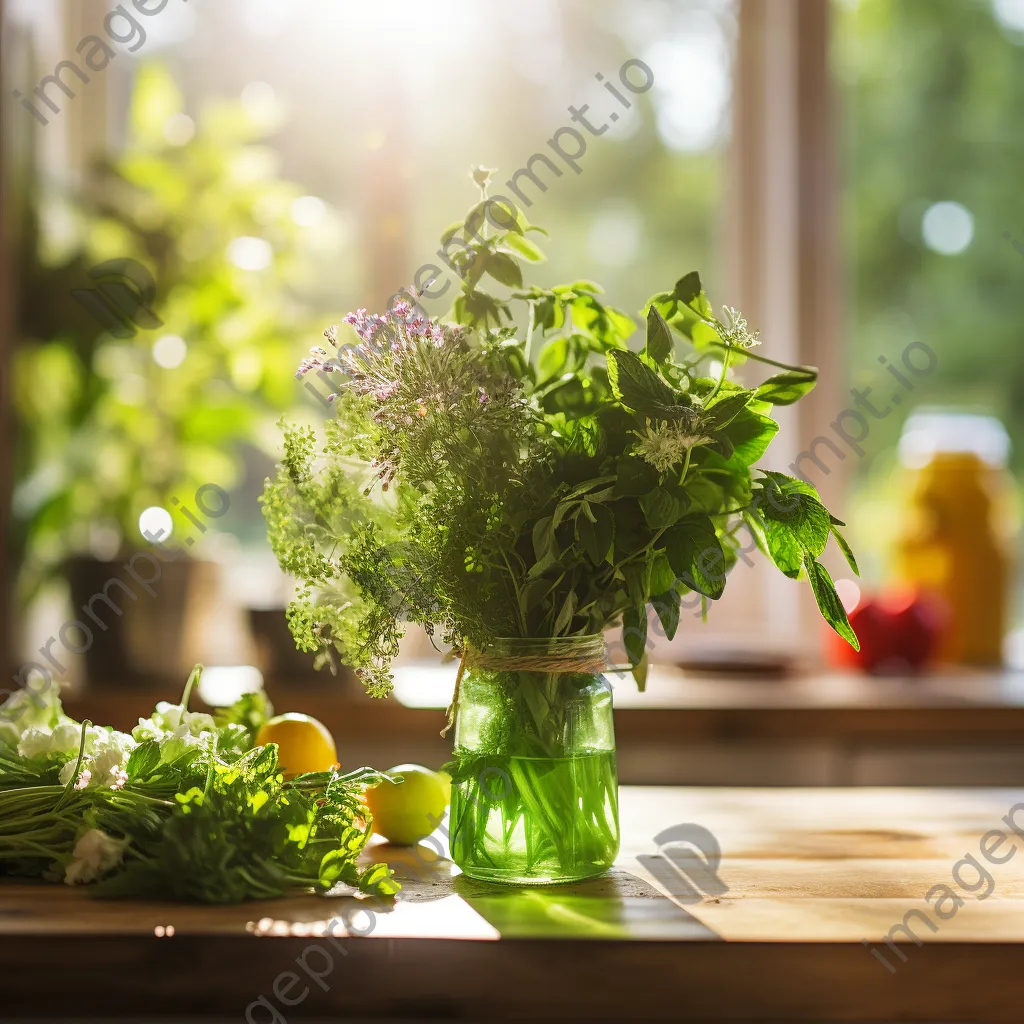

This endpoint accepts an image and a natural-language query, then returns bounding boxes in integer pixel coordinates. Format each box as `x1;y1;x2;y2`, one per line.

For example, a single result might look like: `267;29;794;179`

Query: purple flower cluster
293;300;448;404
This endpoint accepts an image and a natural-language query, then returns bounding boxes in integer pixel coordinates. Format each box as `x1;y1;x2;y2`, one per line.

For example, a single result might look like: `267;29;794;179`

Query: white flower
51;722;98;756
16;720;108;761
720;305;760;349
134;701;214;743
58;731;136;788
631;421;713;473
89;744;131;785
17;726;54;759
64;829;126;886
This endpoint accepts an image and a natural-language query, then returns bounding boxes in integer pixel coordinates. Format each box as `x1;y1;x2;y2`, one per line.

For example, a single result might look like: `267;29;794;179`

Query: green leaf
640;486;687;530
126;739;161;781
532;515;555;561
537;335;584;384
503;232;546;261
528;551;561;578
757;474;831;558
753;368;818;406
757;518;804;578
721;408;779;465
652;590;681;641
703;390;754;429
648;550;677;595
664;514;727;600
645;306;673;364
832;527;860;577
607;349;677;413
614;456;660;497
673;271;713;318
622;604;648;668
803;555;860;650
576;503;614;564
319;848;357;889
439;221;465;245
519;576;558;618
632;652;649;692
485;252;524;288
552;498;579;530
553;590;578;634
572;294;635;350
464;201;488;240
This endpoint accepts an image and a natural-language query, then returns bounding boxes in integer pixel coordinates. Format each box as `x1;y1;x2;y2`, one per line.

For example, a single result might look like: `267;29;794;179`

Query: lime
365;763;448;845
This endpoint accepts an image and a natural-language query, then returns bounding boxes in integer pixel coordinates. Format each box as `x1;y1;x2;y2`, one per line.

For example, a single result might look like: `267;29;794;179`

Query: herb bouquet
264;174;858;884
0;669;399;902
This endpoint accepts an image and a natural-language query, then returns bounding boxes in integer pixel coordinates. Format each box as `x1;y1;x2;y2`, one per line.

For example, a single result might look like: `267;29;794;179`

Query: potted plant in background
263;172;859;884
12;65;326;685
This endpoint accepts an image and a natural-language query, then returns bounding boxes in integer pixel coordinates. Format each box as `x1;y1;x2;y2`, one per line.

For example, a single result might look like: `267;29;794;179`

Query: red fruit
877;588;944;671
831;599;895;672
825;581;944;675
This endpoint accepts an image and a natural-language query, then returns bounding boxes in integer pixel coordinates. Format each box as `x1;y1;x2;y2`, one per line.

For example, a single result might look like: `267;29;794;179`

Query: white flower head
134;702;214;743
64;829;126;886
17;720;106;761
58;731;135;788
720;305;760;349
631;421;713;473
51;722;107;757
17;726;54;760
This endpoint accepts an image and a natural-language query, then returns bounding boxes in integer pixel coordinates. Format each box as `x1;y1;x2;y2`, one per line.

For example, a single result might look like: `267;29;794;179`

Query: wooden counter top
3;786;1024;1020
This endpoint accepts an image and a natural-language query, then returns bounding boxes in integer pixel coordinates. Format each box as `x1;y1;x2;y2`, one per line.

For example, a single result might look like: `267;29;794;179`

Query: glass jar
448;635;619;885
895;412;1013;665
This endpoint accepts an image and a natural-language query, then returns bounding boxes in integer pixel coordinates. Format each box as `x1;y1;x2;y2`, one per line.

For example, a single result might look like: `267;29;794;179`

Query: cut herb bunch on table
264;168;859;884
0;666;399;903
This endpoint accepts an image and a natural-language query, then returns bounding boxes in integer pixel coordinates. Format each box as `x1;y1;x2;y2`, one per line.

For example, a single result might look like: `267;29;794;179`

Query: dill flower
720;306;760;349
632;421;713;473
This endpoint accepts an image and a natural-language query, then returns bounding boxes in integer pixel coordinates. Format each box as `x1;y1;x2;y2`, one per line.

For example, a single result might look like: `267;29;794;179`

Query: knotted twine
440;644;609;737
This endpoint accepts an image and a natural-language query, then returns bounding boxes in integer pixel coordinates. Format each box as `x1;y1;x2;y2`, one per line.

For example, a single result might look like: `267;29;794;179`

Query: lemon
365;764;448;845
255;713;338;779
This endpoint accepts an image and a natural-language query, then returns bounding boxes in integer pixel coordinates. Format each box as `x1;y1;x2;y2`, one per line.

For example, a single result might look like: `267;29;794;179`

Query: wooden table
4;786;1024;1021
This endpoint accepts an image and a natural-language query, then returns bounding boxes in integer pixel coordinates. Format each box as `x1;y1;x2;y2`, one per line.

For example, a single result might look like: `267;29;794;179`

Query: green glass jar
448;635;619;885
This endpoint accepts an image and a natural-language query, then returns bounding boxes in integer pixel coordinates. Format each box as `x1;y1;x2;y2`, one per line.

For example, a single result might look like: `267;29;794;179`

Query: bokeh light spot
152;334;187;369
139;506;173;543
921;201;974;255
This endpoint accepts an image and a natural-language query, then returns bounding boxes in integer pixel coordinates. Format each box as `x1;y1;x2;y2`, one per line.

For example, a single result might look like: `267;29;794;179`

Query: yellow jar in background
894;413;1013;666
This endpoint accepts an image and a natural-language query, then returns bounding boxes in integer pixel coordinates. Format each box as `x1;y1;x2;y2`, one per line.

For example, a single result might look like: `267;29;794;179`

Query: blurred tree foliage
13;65;322;599
837;0;1024;469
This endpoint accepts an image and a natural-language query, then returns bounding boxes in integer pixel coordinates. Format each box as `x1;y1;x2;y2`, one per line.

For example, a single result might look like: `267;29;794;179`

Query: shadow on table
369;842;722;939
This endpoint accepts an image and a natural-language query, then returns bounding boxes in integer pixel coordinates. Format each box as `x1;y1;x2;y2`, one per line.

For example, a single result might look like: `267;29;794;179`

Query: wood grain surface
3;786;1024;1020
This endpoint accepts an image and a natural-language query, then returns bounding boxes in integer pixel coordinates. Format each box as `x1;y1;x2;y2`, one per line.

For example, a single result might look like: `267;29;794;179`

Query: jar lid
898;409;1010;468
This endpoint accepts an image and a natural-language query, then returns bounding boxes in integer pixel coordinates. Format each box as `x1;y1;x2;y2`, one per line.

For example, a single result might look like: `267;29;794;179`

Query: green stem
180;664;203;709
524;300;536;366
708;340;816;375
680;446;694;485
706;345;732;402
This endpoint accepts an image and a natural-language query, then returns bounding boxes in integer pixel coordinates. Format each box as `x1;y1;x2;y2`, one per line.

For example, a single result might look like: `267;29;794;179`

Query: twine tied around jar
440;643;609;737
